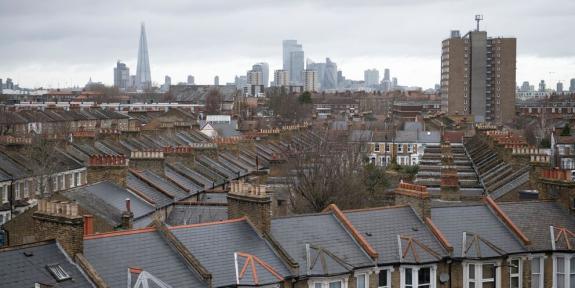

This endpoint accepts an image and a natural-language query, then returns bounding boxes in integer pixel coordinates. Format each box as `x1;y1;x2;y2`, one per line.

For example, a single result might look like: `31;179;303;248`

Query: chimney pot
125;198;131;212
83;215;94;236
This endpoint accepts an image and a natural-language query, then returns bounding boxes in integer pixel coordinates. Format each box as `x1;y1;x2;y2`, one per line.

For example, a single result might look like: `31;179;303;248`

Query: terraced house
1;179;573;288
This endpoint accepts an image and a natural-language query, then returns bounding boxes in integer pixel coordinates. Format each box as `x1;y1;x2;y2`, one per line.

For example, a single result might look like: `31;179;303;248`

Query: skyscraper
135;23;152;90
364;69;380;86
273;70;289;87
113;61;130;90
557;82;564;93
520;81;531;92
283;40;304;85
161;75;171;92
383;69;390;81
252;63;269;87
539;80;546;92
570;78;575;92
440;18;516;123
247;70;263;86
323;58;338;90
214;76;220;86
187;75;195;85
306;59;325;90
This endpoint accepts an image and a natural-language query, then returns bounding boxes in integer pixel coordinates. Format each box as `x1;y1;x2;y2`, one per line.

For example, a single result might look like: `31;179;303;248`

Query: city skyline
1;0;575;89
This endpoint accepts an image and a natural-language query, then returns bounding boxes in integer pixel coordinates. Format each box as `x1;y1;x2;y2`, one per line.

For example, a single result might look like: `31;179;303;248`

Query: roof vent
23;251;34;257
46;264;71;282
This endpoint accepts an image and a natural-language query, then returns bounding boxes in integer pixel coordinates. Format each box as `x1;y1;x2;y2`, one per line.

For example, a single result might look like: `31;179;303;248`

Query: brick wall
87;166;127;187
129;159;165;176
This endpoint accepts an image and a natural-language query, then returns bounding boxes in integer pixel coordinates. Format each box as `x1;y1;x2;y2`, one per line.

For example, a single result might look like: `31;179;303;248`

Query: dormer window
46;264;71;282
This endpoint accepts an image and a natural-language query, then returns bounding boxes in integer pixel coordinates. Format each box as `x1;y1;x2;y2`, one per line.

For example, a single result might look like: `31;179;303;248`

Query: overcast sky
1;0;574;89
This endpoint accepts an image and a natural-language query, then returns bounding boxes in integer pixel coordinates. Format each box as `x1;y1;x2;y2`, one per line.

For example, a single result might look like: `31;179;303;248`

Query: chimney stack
122;198;134;230
83;215;94;236
33;199;84;257
394;181;431;220
227;180;271;233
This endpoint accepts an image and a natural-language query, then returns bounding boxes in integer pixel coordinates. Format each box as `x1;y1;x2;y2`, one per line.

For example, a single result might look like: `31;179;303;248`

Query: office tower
302;69;319;92
392;77;398;89
570;79;575;92
364;69;380;86
187;75;195;85
234;75;247;89
337;71;344;84
0;79;2;92
440;18;516;123
273;70;289;87
136;23;152;90
5;78;13;90
113;61;130;90
383;69;390;81
129;76;136;89
283;40;304;85
557;82;564;93
539;80;546;92
247;70;263;86
324;58;338;90
520;81;531;92
252;63;269;87
214;76;220;86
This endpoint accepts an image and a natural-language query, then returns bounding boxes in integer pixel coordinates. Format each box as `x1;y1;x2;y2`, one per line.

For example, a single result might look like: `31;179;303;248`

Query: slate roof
127;174;173;208
395;130;441;143
0;240;93;288
431;204;527;258
84;230;206;288
166;204;227;226
271;212;374;276
499;201;575;251
345;206;447;264
171;219;292;287
63;181;155;221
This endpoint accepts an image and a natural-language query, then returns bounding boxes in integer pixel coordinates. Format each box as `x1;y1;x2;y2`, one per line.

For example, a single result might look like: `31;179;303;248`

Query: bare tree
205;89;222;114
287;133;389;213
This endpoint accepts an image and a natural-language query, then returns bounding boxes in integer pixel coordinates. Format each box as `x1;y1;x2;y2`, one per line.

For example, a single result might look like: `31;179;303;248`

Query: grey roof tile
0;240;93;288
271;213;374;276
431;204;527;258
84;230;206;288
345;206;447;264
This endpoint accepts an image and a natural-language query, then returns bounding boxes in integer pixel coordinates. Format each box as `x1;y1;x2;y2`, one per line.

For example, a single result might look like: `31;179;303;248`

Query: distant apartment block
113;61;130;90
364;69;380;86
440;25;516;123
302;69;319;92
273;70;289;87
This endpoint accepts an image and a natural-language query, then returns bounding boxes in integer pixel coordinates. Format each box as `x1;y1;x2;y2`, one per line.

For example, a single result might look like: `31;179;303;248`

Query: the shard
136;23;151;90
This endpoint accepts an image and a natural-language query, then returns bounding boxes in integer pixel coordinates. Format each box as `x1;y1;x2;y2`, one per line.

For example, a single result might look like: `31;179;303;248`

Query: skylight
46;264;71;282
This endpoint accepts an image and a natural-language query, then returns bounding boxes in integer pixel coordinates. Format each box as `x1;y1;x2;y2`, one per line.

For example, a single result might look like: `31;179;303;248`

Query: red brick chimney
121;198;134;230
33;199;84;257
394;181;431;220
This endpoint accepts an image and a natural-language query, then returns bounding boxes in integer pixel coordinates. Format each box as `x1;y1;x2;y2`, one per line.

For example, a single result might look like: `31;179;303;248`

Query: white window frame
308;276;349;288
553;253;575;288
375;144;380;152
508;257;522;288
377;267;394;288
14;183;21;200
407;144;413;153
398;144;404;153
400;265;436;288
463;261;501;288
530;254;545;288
355;272;369;288
1;185;8;204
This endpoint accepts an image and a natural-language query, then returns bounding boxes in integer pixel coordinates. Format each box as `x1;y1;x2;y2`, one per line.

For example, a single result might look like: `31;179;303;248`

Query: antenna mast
475;15;483;31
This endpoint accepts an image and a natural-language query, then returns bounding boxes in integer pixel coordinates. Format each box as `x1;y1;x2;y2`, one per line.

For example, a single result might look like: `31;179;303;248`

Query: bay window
378;268;392;288
464;262;500;288
531;256;544;288
356;273;368;288
554;254;575;288
401;266;435;288
309;278;347;288
508;258;522;288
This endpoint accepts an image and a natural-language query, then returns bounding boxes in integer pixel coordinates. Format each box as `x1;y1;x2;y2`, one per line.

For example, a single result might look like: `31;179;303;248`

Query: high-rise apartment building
273;70;289;87
283;40;304;85
187;75;195;85
302;69;319;92
364;69;380;86
539;80;546;92
247;70;263;86
557;82;564;93
113;61;130;90
440;20;516;123
252;63;269;87
135;23;152;90
214;76;220;86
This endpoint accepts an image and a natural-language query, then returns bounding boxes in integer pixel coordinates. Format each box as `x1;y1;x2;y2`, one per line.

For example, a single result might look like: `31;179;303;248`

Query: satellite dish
439;273;450;283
